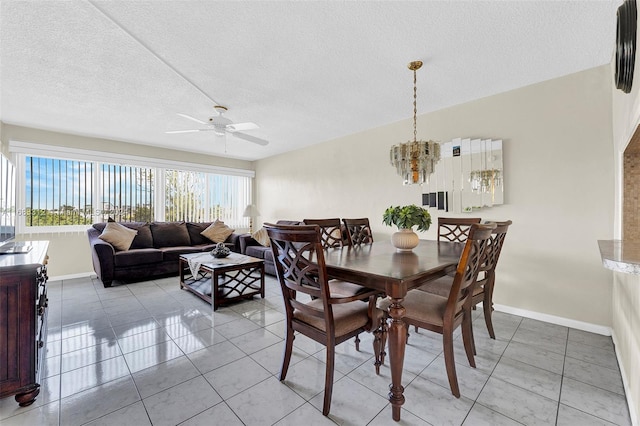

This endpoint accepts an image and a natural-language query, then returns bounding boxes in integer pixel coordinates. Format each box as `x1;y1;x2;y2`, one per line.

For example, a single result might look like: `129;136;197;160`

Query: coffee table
179;252;265;310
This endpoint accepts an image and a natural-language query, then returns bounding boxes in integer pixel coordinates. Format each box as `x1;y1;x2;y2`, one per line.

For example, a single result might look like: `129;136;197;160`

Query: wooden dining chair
438;217;482;242
303;218;374;329
342;218;374;245
375;223;495;398
418;220;512;340
265;223;382;416
406;217;483;334
303;218;344;248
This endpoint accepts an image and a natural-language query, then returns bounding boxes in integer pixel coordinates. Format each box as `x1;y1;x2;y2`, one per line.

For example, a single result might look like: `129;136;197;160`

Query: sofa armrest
87;228;116;287
224;232;242;253
239;233;261;254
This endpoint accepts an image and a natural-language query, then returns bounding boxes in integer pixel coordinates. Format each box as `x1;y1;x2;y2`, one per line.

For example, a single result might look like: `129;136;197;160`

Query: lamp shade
243;204;261;217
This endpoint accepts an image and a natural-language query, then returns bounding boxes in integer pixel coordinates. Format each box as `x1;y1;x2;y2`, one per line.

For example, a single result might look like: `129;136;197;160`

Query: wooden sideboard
0;241;49;406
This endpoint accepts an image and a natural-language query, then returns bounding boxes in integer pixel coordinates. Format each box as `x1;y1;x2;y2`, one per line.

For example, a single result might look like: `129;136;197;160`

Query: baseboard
611;330;639;426
47;272;95;283
491;303;612;336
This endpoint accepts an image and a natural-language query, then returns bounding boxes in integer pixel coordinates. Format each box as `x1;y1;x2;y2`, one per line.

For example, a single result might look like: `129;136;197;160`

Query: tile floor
0;275;632;426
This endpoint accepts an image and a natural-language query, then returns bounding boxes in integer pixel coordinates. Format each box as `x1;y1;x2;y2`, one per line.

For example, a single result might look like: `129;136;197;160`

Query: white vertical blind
15;153;252;230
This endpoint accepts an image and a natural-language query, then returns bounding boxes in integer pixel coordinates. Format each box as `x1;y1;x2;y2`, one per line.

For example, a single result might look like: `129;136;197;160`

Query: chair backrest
302;218;344;248
342;218;374;245
265;223;335;330
480;220;512;275
438;217;482;242
446;223;495;322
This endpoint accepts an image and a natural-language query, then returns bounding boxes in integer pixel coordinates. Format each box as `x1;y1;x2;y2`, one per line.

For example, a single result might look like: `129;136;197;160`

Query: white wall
256;65;615;328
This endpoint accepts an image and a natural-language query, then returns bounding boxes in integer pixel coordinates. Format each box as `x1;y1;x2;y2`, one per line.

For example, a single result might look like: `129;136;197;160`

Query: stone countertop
598;240;640;274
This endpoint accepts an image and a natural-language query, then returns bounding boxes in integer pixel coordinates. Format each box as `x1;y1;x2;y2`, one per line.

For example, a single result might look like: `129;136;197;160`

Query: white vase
391;228;419;251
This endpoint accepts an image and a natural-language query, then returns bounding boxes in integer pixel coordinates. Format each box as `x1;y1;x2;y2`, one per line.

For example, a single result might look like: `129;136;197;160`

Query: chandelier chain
413;68;417;143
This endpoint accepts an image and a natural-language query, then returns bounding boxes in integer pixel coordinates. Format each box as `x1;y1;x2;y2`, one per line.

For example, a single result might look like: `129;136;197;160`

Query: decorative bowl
210;242;231;258
212;252;230;258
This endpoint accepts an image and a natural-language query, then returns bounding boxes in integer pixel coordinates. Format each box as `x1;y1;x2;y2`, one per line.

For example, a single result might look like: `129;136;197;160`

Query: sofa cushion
245;245;272;260
114;248;163;267
129;223;153;249
99;221;138;251
160;246;206;262
151;221;191;248
186;222;214;245
201;220;235;243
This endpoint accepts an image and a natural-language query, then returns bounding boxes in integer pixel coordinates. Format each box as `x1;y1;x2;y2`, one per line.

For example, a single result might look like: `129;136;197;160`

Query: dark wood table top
324;240;462;298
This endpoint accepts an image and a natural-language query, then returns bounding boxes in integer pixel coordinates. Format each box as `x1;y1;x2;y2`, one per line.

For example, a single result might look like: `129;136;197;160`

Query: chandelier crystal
389;61;440;185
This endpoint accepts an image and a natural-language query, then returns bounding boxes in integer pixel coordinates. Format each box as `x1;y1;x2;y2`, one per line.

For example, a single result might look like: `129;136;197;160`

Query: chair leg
484;278;496;339
279;327;295;381
373;318;388;374
380;319;388;366
373;327;382;375
483;299;495;339
443;331;460;398
462;313;476;368
471;316;477;356
323;343;336;416
355;334;360;351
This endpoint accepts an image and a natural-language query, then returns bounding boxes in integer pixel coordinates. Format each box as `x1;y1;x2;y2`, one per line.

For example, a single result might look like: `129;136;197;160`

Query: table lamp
243;204;261;233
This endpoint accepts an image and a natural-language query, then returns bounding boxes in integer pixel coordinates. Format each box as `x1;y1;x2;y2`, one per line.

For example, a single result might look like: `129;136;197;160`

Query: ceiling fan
166;105;269;146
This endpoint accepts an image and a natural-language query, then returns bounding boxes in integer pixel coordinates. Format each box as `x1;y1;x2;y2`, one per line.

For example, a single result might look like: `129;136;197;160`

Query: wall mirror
422;138;503;213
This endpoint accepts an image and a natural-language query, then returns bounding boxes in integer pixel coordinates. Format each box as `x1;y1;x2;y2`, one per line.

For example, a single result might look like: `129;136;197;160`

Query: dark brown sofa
88;221;241;287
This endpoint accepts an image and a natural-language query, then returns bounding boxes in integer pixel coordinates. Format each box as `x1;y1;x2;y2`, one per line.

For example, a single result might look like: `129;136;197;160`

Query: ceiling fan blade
232;132;269;146
226;122;259;132
165;129;215;134
177;113;207;125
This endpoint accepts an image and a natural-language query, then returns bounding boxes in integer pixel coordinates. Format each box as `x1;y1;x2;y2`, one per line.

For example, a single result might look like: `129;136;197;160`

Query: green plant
382;204;432;232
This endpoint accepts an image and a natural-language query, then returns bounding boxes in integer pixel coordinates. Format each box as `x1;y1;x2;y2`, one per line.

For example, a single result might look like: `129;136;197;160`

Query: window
163;169;252;228
208;173;252;228
12;143;254;232
25;156;93;226
165;169;206;222
100;164;154;223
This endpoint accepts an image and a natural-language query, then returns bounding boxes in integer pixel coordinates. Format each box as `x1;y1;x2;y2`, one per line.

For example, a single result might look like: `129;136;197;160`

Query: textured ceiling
0;0;620;161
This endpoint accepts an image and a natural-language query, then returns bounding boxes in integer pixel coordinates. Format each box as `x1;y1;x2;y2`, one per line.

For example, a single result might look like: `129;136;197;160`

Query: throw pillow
201;220;235;243
98;221;138;251
150;222;191;248
252;227;270;247
128;223;153;249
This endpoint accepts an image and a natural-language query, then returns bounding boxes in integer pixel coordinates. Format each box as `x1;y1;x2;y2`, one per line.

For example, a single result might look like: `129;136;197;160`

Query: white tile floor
0;275;632;425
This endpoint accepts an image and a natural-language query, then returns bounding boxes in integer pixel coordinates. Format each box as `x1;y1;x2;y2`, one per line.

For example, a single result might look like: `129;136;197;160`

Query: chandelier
469;169;502;194
390;61;440;185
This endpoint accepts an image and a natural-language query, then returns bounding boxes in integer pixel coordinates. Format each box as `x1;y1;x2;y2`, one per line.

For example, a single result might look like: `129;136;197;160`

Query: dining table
323;239;463;422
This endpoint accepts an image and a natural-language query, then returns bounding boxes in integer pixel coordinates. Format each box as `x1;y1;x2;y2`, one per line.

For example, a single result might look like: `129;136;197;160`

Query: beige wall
256;65;615;328
0;123;254;278
610;35;640;423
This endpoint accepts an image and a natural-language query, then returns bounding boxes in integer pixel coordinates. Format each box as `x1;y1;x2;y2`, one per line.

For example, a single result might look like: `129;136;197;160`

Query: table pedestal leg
387;297;407;421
